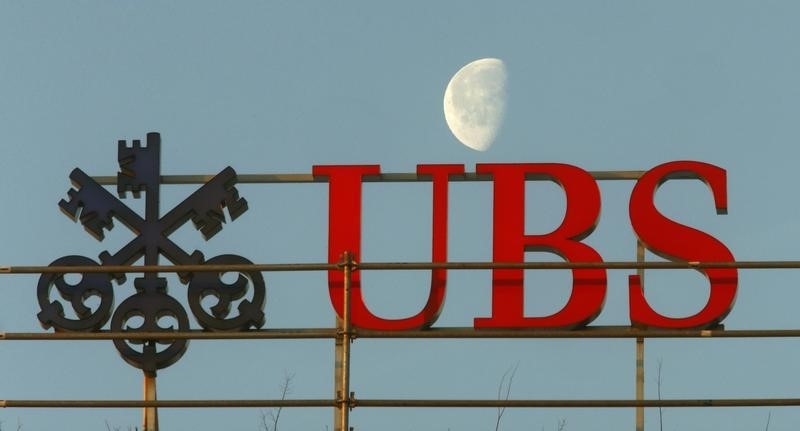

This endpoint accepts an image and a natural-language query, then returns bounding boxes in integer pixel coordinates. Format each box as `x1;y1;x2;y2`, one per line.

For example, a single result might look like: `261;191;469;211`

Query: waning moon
443;58;507;151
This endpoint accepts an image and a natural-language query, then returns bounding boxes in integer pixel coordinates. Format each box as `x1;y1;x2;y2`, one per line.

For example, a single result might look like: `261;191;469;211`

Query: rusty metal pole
143;371;158;431
334;319;344;430
340;251;353;431
635;241;645;431
334;252;354;431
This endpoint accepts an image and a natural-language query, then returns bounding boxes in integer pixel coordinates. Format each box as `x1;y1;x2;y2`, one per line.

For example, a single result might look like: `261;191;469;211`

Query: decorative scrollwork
111;277;190;372
188;254;266;331
37;255;114;332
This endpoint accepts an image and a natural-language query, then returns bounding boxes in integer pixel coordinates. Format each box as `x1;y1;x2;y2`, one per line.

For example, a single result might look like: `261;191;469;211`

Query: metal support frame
4;258;800;429
4;165;800;428
6;260;800;431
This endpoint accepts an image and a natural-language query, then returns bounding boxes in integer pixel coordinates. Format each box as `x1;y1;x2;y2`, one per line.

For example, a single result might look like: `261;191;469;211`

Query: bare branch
103;419;133;431
765;411;772;431
556;418;567;431
494;362;519;431
657;358;664;431
259;371;295;431
258;409;270;431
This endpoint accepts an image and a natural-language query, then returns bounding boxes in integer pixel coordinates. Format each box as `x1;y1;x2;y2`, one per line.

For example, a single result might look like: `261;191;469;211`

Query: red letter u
312;164;464;330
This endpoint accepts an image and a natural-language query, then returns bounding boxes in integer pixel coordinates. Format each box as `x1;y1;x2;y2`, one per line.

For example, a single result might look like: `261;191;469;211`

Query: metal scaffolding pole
7;327;800;341
635;241;645;431
4;397;800;409
143;372;158;431
86;170;647;185
5;259;800;275
334;316;344;430
334;252;354;431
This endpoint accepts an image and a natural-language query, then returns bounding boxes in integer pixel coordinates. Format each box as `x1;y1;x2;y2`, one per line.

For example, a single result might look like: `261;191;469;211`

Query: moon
443;58;507;151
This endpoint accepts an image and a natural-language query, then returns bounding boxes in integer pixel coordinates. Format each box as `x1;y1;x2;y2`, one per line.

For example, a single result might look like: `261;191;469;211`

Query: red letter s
629;161;737;329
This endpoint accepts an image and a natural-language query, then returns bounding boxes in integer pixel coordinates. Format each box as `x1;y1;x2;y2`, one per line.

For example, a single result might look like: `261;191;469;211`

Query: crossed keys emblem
36;133;266;372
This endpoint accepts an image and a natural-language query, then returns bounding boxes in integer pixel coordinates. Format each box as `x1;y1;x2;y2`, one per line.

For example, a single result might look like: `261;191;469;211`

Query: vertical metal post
635;241;645;431
334;252;353;431
142;133;160;431
334;318;344;430
143;371;158;431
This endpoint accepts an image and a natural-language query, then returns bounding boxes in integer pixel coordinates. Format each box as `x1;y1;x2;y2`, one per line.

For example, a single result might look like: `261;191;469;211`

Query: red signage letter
474;164;606;329
312;164;464;330
628;161;737;329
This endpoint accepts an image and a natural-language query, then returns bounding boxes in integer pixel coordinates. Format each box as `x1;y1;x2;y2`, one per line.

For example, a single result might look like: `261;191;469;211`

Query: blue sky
1;1;800;430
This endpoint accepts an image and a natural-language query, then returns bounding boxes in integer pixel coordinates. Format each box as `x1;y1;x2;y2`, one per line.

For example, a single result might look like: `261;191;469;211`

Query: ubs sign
38;132;736;372
314;161;735;331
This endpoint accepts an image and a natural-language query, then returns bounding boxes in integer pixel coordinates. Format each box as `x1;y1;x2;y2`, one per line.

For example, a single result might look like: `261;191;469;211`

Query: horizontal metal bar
0;329;337;340
3;260;800;275
354;327;800;339
356;261;800;270
3;327;800;341
90;171;645;185
3;398;798;409
0;262;337;274
1;399;335;408
353;398;800;408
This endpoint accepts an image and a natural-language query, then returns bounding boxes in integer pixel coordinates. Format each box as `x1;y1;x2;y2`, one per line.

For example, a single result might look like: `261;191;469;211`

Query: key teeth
194;211;224;240
202;223;222;240
58;190;82;221
222;185;247;221
118;139;145;151
59;187;112;240
186;173;248;240
228;197;248;221
80;212;107;241
117;173;144;198
60;169;90;220
116;136;159;196
191;193;247;240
